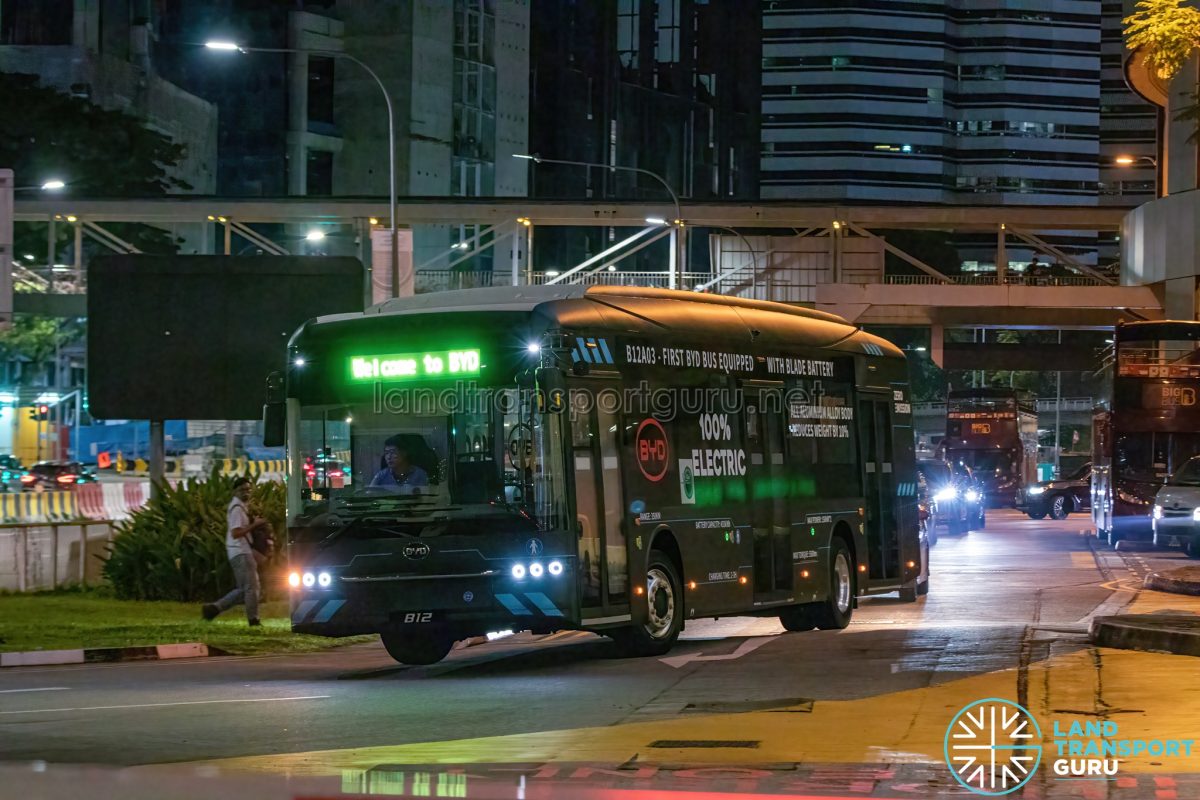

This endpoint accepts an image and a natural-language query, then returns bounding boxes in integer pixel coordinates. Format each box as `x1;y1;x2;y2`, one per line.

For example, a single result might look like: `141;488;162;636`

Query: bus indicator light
528;562;544;578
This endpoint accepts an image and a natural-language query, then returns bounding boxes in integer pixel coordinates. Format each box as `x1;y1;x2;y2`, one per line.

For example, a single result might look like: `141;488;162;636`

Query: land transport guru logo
945;698;1195;796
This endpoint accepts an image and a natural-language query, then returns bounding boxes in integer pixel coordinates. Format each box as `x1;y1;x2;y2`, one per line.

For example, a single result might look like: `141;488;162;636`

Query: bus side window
598;406;628;601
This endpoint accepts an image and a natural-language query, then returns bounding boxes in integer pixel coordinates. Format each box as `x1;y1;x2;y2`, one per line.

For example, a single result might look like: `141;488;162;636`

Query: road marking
0;687;70;694
0;694;330;716
658;636;773;669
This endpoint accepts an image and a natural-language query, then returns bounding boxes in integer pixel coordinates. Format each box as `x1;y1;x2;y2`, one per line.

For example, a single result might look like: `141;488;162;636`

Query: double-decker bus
264;286;925;665
1092;321;1200;546
942;389;1037;507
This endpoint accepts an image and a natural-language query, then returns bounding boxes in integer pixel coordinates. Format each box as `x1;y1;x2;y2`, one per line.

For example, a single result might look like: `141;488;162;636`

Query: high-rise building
1098;0;1158;206
0;0;217;194
527;0;760;270
761;1;1104;206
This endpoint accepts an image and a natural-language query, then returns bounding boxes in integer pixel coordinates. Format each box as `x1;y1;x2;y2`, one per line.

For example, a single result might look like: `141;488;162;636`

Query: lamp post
513;153;684;288
205;41;400;296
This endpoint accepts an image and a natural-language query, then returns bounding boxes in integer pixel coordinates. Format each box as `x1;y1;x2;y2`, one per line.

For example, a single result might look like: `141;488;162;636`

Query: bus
942;389;1037;507
1092;321;1200;547
263;286;926;665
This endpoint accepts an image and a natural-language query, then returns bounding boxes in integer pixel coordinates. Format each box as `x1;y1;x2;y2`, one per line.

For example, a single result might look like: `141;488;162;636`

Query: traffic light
36;404;49;421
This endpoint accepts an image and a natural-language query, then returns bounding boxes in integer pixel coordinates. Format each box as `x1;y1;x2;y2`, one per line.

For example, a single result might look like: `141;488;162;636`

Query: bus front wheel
610;550;683;657
779;603;819;631
380;631;455;665
814;539;854;630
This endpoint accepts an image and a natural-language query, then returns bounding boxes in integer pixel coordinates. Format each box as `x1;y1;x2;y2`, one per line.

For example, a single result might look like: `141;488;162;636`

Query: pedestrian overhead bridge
11;196;1162;331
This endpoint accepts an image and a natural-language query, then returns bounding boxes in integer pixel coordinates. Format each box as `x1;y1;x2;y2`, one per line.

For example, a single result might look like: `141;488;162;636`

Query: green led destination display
348;349;482;382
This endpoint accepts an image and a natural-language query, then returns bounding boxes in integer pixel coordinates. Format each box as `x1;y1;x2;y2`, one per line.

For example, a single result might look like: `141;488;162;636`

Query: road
1;509;1199;799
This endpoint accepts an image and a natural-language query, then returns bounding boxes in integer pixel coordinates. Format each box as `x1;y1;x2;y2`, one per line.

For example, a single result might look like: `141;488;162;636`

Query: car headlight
1027;486;1045;495
933;487;957;502
1191;508;1200;522
1153;505;1163;520
965;489;981;503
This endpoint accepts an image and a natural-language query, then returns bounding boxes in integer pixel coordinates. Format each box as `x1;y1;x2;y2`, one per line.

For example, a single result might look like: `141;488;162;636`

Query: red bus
943;389;1038;507
1092;321;1200;546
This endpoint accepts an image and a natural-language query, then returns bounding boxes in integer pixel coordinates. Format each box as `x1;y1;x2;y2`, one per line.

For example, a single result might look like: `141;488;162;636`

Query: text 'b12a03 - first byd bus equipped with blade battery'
262;286;927;665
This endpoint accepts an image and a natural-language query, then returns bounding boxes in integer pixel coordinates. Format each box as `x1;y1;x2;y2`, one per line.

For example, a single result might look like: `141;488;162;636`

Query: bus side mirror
262;370;285;447
263;402;285;447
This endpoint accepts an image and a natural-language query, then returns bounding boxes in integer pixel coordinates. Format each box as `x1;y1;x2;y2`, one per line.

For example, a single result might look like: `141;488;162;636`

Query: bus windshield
295;386;567;533
948;449;1014;475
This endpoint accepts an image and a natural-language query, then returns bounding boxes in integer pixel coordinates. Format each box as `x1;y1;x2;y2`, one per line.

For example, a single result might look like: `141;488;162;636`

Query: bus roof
309;285;903;357
1116;320;1200;343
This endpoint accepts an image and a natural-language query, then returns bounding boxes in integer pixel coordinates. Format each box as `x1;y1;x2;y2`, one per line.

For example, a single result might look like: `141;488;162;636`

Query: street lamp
1114;154;1157;167
14;179;67;193
514;153;684;288
204;40;400;296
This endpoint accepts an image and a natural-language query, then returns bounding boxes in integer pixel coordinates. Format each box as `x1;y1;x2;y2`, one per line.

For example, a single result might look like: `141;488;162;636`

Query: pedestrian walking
202;477;270;626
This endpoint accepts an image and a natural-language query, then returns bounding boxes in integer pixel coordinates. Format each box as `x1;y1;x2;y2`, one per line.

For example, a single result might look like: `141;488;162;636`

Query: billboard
88;255;363;420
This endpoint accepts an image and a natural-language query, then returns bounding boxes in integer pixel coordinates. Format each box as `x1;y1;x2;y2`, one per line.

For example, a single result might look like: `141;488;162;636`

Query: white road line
0;687;70;694
0;694;330;716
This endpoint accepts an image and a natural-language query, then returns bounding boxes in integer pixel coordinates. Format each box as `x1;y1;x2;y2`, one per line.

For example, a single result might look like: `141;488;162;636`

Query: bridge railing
885;275;1110;287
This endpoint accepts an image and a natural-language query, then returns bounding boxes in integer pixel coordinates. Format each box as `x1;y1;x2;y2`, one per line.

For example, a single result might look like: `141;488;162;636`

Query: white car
1151;455;1200;558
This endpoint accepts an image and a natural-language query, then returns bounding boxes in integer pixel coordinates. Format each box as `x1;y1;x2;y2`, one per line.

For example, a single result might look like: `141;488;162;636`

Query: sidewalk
1088;565;1200;656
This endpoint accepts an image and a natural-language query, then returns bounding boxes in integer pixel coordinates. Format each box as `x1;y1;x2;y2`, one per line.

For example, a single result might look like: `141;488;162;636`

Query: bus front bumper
289;571;578;638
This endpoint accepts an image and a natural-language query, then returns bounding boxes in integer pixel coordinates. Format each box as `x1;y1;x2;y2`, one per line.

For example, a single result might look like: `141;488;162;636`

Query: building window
306;150;333;196
307;56;335;127
831;56;852;69
656;0;680;64
454;0;495;65
617;0;639;70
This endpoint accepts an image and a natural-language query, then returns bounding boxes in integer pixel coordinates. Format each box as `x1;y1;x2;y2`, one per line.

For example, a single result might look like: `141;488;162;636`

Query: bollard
79;522;87;586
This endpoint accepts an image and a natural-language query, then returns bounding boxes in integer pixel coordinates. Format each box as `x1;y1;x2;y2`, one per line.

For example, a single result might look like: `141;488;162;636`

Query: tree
1125;0;1200;141
1;72;187;263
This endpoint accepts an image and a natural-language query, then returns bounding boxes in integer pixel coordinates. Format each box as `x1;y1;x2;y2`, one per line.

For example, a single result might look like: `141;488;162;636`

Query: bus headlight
933;487;957;502
1153;505;1163;520
1191;507;1200;522
511;564;527;580
965;489;981;503
548;560;564;576
302;572;316;588
317;572;332;588
528;562;544;578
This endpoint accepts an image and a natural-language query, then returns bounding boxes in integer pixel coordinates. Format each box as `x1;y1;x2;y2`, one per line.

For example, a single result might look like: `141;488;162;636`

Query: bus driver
369;435;430;493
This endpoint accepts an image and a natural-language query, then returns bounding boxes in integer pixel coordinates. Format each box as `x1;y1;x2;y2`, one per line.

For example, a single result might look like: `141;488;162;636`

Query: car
0;455;26;491
917;459;986;535
1024;461;1091;520
20;460;97;492
304;455;351;488
1152;455;1200;558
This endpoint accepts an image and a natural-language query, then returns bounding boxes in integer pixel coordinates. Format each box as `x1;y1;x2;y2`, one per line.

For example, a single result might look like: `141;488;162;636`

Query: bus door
569;379;630;621
745;385;792;601
858;392;900;581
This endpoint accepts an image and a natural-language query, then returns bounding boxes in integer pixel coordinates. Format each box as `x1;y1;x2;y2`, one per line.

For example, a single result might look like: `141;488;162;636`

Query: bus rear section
944;389;1037;507
1095;321;1200;546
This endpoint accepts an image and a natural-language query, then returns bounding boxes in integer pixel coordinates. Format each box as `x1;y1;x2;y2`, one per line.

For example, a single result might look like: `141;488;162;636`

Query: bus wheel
610;550;683;656
380;632;455;665
814;539;854;630
779;603;819;632
898;583;918;602
1050;495;1069;520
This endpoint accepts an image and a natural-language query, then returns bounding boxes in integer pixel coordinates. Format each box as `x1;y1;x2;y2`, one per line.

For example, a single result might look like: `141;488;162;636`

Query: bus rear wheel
814;539;854;630
610;550;683;657
380;631;455;665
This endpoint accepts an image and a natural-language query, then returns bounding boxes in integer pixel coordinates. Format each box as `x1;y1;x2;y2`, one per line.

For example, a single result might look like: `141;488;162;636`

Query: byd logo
635;418;669;482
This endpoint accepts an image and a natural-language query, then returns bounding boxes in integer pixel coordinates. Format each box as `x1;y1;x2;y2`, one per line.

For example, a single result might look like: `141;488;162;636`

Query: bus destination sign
348;349;482;382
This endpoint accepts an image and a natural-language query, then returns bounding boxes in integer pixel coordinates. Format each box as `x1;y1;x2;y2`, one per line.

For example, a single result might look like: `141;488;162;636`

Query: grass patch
0;590;375;655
